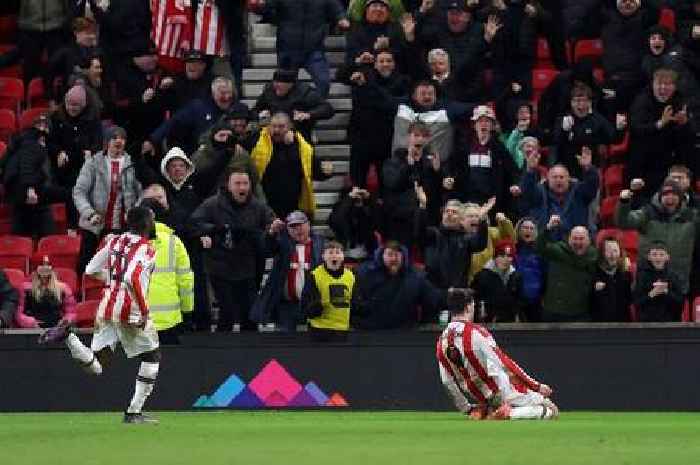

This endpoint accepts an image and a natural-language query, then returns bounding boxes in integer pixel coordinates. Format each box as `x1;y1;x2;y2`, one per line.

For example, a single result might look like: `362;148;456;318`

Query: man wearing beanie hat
618;176;700;296
472;238;525;323
254;68;334;142
73;125;143;272
157;49;214;113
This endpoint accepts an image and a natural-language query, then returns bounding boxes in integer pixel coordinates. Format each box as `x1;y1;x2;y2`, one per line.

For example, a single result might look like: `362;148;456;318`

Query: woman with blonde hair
15;257;76;328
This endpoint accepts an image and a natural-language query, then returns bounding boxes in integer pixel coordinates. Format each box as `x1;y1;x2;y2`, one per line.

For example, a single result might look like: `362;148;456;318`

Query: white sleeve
85;242;110;282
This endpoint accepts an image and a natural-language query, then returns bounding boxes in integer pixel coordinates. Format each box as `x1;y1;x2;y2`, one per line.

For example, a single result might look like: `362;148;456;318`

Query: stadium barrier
1;324;700;412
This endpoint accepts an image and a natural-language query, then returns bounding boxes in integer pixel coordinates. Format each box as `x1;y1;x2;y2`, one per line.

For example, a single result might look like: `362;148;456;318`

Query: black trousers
183;239;210;332
11;203;54;239
210;277;258;332
17;29;68;85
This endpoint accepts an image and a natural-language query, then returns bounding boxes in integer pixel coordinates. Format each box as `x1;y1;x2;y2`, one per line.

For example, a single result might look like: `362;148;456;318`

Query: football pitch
2;411;699;465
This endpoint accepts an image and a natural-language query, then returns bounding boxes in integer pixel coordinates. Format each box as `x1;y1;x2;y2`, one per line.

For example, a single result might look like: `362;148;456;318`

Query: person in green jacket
616;177;700;296
536;214;598;322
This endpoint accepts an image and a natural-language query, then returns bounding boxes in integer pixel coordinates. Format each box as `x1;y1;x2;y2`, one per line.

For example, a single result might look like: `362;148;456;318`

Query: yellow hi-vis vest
149;222;194;331
308;265;355;331
250;127;316;215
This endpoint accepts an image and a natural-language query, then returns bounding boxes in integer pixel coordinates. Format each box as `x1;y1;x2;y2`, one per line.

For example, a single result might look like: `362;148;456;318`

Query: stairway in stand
243;19;352;236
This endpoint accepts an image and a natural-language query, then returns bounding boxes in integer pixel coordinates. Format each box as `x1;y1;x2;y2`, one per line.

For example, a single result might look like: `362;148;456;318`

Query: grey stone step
314;208;332;223
241;98;352;112
314;177;347;192
311;225;332;236
315;144;349;159
315;129;347;143
251;22;276;37
243;68;338;82
242;82;350;99
250;51;345;68
252;35;347;52
314;192;340;207
329;161;349;174
316;112;350;128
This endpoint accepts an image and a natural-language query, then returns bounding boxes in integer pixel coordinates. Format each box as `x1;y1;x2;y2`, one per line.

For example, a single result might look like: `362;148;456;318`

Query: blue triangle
209;374;246;407
228;386;265;408
193;395;212;408
303;381;329;405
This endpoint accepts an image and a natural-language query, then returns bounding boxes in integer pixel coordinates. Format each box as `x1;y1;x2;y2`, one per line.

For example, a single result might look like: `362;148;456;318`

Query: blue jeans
278;50;330;97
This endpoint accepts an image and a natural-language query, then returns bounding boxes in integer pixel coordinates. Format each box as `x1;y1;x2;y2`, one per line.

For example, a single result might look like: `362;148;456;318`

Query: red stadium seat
659;8;676;33
0;45;22;79
532;68;559;103
3;267;26;292
608;130;629;160
693;297;700;323
26;78;47;108
536;38;554;68
681;299;691;322
0;108;16;143
593;67;605;83
19;107;49;130
33;234;81;271
596;228;622;248
574;39;603;64
0;202;11;234
0;235;33;273
0;77;24;114
603;164;625;196
53;267;78;295
82;273;104;301
620;230;639;263
0;15;18;43
75;299;99;328
50;203;67;234
0;140;6;158
599;195;618;228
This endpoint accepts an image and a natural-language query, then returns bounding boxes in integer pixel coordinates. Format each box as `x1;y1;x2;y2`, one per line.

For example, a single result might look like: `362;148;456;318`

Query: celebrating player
436;288;559;420
39;206;161;424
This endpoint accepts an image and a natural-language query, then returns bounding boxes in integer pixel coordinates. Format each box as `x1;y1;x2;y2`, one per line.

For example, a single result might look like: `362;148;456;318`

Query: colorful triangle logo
193;359;349;409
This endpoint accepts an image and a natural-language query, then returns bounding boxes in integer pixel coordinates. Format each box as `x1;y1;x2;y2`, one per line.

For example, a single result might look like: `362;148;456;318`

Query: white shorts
91;318;160;359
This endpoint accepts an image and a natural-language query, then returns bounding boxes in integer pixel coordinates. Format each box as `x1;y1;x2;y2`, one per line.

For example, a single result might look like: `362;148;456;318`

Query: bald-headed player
436;289;559;420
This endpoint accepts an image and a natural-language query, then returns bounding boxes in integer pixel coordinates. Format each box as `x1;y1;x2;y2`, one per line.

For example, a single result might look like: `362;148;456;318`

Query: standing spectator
641;26;699;98
17;0;72;85
75;53;115;120
157;49;215;114
351;240;446;329
255;0;351;97
73;126;143;272
15;257;77;329
471;239;525;323
344;0;405;71
668;164;700;209
45;16;98;106
254;69;335;143
551;83;620;179
49;84;103;232
0;270;19;329
151;0;193;75
252;211;326;332
443;105;520;218
382;121;442;248
516;145;600;241
633;240;684;322
2;114;55;238
340;47;410;189
537;216;598;322
591;235;633;322
677;0;700;91
627;68;694;200
303;240;356;341
514;217;545;322
467;201;515;284
138;198;194;344
191;168;275;332
328;186;381;260
616;178;700;296
248;112;334;219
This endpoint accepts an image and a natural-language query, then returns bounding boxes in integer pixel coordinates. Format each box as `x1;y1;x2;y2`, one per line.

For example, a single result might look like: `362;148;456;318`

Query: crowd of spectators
1;0;700;336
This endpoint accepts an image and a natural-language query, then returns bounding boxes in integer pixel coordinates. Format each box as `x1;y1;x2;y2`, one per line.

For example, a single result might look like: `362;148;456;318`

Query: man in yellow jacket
141;197;194;344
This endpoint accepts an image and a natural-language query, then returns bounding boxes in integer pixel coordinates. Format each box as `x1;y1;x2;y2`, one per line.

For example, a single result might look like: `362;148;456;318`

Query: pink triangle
248;359;302;401
263;390;289;407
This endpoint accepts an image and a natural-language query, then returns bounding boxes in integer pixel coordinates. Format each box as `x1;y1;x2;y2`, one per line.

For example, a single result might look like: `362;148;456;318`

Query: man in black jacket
633;240;684;322
157;49;214;114
190;167;276;331
0;269;19;329
254;69;334;142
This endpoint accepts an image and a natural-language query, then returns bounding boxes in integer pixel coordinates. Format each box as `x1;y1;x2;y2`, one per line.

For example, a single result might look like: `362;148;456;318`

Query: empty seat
3;267;26;292
0;235;33;273
574;39;603;64
599;195;619;228
26;77;47;108
33;234;81;270
0;108;16;143
603;164;625;196
532;68;559;103
0;77;23;114
536;37;554;68
50;203;67;234
659;8;676;33
81;273;104;301
19;107;49;130
75;299;99;328
596;228;622;248
53;267;78;295
620;230;639;262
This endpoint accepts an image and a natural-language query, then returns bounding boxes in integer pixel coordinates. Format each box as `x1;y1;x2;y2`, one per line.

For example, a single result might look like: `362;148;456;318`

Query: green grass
2;411;700;465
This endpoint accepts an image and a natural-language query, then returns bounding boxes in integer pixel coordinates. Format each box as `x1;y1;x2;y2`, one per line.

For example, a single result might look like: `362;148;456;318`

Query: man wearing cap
191;167;276;332
251;210;326;332
73;126;143;272
471;240;525;323
254;69;334;143
157;49;214;113
617;177;700;296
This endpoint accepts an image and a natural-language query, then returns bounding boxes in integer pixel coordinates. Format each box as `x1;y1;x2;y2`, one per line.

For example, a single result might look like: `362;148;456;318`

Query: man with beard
627;68;694;201
254;69;334;143
341;47;410;189
302;240;356;341
191;168;275;332
247;112;334;219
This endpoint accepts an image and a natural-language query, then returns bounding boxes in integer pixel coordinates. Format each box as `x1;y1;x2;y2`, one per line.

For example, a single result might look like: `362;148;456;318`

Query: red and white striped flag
193;0;230;57
151;0;193;58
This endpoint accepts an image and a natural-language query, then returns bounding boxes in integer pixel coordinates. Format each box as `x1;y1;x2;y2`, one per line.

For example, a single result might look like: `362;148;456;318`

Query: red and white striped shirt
86;232;156;325
194;0;229;57
436;321;541;408
151;0;193;59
